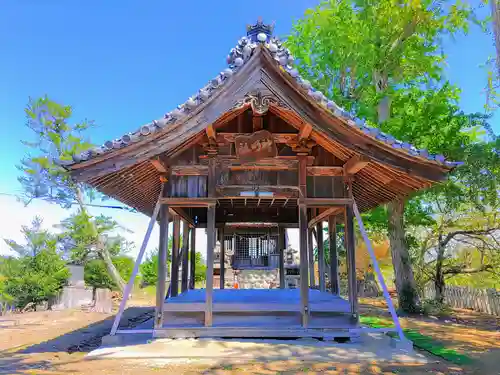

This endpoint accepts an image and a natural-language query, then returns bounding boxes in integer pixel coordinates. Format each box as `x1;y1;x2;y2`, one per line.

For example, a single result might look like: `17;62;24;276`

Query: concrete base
390;337;414;353
90;333;425;366
101;333;153;347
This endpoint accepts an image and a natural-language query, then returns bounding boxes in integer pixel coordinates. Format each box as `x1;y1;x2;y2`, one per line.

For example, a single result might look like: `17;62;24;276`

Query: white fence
424;284;500;316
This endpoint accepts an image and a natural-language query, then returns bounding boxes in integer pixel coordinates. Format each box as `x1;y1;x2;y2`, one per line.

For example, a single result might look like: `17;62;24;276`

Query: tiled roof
65;20;460;168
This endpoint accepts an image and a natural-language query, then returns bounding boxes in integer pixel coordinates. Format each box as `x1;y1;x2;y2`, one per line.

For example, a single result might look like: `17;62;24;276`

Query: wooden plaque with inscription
234;130;278;163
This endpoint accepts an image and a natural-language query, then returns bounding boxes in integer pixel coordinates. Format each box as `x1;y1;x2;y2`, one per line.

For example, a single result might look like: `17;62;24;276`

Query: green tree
56;210;132;264
1;250;69;309
139;234;206;287
420;139;500;302
4;216;56;257
18;97;126;291
287;0;480;312
84;255;134;291
192;252;207;283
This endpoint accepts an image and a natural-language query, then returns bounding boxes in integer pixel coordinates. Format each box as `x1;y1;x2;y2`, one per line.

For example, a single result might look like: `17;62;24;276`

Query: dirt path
360;298;500;374
1;295;498;374
0;350;469;375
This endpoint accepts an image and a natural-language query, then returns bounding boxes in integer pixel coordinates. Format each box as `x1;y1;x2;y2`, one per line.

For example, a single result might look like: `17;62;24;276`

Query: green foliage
139;236;206;286
19;96;94;208
193;251;207;282
84;256;134;290
57;210;132;264
286;0;474;117
360;315;474;365
140;249;163;286
421;298;452;316
0;250;69;308
18;96;127;291
4;216;58;257
288;0;496;303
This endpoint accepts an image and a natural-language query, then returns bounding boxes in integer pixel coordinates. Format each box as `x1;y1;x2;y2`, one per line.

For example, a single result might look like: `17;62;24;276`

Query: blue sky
0;1;497;255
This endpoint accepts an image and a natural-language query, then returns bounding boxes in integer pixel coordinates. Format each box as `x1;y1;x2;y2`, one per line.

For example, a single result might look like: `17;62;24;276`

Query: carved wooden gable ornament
235;130;277;163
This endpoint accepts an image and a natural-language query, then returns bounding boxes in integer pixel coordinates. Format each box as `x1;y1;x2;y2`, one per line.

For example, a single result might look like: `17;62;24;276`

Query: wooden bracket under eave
291;123;315;154
343;154;370;176
150;158;168;174
204;124;218;155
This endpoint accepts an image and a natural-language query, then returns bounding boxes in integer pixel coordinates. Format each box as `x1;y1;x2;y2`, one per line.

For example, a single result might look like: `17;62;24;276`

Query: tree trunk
75;185;126;293
387;197;420;313
434;234;446;304
98;243;126;292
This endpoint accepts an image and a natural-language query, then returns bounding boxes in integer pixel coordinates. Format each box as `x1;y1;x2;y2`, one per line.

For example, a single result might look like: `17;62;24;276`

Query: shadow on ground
15;307;153;355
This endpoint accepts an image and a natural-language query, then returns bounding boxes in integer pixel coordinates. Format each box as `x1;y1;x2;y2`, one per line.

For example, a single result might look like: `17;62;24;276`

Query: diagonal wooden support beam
308;206;343;229
111;187;164;336
352;199;406;343
343;155;370;175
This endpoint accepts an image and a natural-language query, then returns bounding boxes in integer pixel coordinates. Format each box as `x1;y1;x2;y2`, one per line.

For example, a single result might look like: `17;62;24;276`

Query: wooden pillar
317;222;325;292
307;228;315;287
189;227;196;289
181;221;189;293
328;216;339;295
171;216;181;297
155;201;169;328
345;205;358;318
205;157;216;326
219;227;225;289
278;226;285;289
298;155;309;327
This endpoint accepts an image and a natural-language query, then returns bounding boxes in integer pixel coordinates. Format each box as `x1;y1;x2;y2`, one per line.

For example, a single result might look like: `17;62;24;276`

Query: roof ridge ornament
246;17;274;43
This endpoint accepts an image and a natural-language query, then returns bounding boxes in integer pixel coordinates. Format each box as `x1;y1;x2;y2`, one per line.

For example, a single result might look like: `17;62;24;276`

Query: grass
360;316;475;365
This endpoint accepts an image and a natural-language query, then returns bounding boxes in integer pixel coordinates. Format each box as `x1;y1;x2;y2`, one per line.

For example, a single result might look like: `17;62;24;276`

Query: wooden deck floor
158;289;357;338
164;289;351;313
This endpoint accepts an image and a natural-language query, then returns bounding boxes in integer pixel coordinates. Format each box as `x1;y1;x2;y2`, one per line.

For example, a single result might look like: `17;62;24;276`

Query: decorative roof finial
246;17;274;43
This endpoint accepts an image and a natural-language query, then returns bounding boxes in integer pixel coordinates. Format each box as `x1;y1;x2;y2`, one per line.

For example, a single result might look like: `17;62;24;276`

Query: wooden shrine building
66;20;454;341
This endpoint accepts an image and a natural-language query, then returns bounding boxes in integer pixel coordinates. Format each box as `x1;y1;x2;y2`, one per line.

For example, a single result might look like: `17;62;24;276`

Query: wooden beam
343;155;370;175
308;206;343;228
160;198;217;207
189;227;196;290
171;216;181;298
278;226;285;289
216;133;298;144
170;207;195;228
299;123;313;141
328;216;339;295
307;166;343;177
110;189;163;336
298;155;309;327
317;221;325;292
252;116;263;131
206;124;216;140
302;198;353;207
181;220;189;293
219;227;225;289
307;228;315;287
205;157;216;327
200;155;315;165
216;186;298;199
150;158;168;174
155;198;169;328
345;205;358;318
171;165;208;176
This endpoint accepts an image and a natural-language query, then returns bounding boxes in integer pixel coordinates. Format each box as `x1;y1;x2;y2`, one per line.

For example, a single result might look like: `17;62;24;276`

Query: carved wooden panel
235;130;278;163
